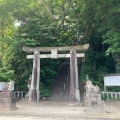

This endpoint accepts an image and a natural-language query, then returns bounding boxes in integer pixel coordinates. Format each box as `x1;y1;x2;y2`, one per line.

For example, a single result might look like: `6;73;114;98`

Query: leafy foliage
0;0;119;94
0;67;15;82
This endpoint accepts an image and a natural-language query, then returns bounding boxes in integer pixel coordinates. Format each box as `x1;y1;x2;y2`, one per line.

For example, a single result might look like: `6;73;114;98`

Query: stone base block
0;98;16;111
0;92;14;98
85;94;101;101
85;99;105;107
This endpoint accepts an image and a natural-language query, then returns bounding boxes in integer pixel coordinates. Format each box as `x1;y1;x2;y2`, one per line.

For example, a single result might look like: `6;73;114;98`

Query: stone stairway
47;60;70;101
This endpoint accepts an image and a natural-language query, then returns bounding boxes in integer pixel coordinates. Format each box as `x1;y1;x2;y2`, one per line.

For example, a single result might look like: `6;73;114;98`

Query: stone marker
0;80;16;111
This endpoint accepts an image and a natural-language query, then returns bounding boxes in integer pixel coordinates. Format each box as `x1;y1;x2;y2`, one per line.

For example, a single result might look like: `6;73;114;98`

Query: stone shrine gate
23;44;89;105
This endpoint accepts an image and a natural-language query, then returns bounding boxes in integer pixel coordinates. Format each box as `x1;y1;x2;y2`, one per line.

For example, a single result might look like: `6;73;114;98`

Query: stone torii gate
23;44;89;104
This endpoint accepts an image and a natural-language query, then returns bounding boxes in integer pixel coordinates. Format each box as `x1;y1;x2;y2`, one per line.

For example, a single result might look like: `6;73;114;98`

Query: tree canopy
0;0;119;93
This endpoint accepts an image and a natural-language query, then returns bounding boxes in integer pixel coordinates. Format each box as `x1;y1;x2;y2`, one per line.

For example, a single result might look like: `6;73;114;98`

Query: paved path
0;100;120;120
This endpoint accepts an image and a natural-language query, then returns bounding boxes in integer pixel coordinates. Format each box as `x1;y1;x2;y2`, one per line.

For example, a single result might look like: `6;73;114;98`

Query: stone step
47;96;63;101
48;61;70;101
47;96;70;101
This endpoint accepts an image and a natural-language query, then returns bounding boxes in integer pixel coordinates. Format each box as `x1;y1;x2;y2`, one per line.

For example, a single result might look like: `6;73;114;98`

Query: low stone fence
14;91;120;101
13;91;28;99
100;91;120;101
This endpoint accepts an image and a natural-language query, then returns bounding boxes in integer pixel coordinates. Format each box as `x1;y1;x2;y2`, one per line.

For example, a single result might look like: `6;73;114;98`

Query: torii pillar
70;49;80;105
29;51;40;104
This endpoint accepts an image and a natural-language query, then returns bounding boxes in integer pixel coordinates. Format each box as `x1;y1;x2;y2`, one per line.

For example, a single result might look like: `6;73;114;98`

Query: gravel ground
0;100;120;120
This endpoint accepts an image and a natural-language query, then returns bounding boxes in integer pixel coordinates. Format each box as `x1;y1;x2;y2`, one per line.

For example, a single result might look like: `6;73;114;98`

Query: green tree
0;0;17;82
0;0;119;92
0;0;15;59
2;0;63;92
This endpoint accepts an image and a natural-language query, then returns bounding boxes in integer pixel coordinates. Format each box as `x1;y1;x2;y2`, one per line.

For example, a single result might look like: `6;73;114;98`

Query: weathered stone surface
0;98;16;110
0;92;16;110
70;49;80;105
29;51;40;104
0;92;14;98
85;94;101;101
85;80;100;94
2;80;14;92
23;44;89;52
85;99;105;107
84;76;105;108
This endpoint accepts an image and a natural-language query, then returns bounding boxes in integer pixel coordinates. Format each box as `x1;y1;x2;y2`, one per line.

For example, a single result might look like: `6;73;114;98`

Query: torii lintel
22;44;89;52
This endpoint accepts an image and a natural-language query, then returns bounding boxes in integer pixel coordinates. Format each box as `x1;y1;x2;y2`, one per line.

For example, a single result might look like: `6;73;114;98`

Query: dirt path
0;100;120;120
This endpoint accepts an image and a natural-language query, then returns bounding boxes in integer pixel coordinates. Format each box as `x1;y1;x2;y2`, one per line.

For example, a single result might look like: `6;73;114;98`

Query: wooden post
29;51;40;104
70;49;80;105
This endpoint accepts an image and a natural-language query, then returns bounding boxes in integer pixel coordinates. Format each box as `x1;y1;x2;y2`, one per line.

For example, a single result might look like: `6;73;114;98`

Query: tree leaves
0;0;119;91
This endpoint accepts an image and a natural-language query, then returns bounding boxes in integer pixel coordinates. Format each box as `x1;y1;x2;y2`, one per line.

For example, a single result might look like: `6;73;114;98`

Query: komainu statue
85;79;100;94
84;75;105;109
2;80;14;92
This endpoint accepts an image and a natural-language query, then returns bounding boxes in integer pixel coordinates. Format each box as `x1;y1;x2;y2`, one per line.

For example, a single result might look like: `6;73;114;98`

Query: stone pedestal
85;93;105;113
85;93;105;107
0;92;16;110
